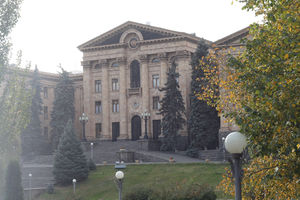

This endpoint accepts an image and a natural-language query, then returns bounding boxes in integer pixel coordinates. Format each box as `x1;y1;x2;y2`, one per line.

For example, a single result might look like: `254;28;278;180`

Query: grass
37;163;230;200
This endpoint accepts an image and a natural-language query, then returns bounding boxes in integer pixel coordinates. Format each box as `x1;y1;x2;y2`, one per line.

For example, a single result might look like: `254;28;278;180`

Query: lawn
37;163;230;200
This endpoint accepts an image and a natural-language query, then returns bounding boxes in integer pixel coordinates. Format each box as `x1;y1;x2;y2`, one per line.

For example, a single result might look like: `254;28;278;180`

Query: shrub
124;187;154;200
88;159;96;171
46;184;54;194
5;160;24;200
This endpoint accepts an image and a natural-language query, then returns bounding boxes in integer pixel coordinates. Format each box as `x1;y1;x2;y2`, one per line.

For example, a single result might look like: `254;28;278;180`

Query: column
82;60;92;139
159;53;168;88
139;55;150;138
101;59;111;139
118;57;128;139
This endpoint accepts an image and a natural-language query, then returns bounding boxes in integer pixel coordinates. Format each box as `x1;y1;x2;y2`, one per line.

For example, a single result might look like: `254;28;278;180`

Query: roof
78;21;209;51
214;27;249;47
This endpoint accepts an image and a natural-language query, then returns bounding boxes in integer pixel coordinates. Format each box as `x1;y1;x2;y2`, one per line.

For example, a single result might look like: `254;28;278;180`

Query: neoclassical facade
16;22;248;147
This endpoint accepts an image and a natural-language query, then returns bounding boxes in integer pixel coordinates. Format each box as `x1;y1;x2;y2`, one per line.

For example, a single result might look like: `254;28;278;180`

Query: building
15;22;248;148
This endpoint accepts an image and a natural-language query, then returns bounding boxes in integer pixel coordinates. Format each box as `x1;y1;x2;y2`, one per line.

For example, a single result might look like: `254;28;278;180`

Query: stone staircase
22;164;54;189
198;149;230;161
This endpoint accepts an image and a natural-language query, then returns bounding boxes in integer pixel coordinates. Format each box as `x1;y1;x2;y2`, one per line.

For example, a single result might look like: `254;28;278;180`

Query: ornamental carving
158;52;168;61
139;54;149;63
100;59;109;67
81;60;92;67
117;57;127;65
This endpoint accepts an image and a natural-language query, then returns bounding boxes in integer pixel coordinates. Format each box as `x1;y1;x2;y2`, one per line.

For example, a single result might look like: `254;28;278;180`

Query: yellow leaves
284;53;289;59
297;144;300;149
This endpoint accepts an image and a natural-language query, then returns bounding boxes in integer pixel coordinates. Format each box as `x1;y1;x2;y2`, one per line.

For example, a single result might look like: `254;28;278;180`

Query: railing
127;87;142;96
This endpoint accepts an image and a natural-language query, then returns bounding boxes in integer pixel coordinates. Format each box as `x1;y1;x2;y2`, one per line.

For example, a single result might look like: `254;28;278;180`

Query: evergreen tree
53;120;88;185
50;68;75;150
5;160;24;200
187;41;220;157
22;66;50;157
159;61;186;151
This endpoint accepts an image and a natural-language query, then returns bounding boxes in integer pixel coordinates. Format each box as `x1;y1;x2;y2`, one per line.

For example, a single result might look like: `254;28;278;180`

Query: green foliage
53;120;88;185
50;68;75;150
187;40;220;154
22;66;50;157
5;160;23;200
159;61;186;151
124;184;216;200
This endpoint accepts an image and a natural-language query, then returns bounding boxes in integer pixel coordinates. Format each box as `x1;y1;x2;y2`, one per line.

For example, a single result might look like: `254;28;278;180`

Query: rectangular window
112;100;119;113
153;96;160;110
43;87;48;98
152;74;160;88
95;80;101;93
44;127;48;137
112;79;119;91
44;106;48;120
95;123;101;138
95;101;102;114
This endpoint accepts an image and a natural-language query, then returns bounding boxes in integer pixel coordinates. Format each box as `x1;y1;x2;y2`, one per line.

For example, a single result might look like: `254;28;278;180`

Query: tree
53;120;88;185
187;40;220;157
5;160;24;200
159;61;186;151
21;66;50;157
50;68;75;150
199;0;299;198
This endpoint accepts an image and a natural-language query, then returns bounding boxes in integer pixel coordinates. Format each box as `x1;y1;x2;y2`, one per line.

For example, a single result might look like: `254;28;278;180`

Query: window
96;123;101;138
152;58;160;63
152;74;160;88
95;101;102;114
44;106;48;120
43;87;48;98
112;62;119;67
95;80;101;93
112;100;119;113
153;96;160;110
130;60;140;88
112;79;119;91
44;127;48;137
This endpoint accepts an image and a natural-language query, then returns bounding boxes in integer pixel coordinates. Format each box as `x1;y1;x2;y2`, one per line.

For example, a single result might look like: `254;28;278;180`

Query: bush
5;160;24;200
124;187;153;200
46;184;54;194
88;159;96;171
123;184;216;200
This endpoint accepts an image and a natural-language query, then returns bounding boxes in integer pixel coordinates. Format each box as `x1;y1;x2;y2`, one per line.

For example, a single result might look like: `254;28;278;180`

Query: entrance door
152;120;161;140
131;115;141;141
112;122;120;141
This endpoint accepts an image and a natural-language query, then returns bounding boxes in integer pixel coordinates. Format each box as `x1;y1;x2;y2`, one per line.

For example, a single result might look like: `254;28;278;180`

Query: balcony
127;87;142;96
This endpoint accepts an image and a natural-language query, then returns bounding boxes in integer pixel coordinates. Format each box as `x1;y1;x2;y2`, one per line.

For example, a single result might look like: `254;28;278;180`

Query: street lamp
224;131;247;200
222;137;226;162
28;173;32;200
79;113;88;141
90;142;94;160
115;171;124;200
141;110;150;139
72;179;76;194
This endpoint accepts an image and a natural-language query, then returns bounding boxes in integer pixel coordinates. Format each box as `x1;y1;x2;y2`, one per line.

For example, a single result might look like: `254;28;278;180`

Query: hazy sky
10;0;260;73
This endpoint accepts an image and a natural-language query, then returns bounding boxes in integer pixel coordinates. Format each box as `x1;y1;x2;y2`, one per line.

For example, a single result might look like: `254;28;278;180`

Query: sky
10;0;260;74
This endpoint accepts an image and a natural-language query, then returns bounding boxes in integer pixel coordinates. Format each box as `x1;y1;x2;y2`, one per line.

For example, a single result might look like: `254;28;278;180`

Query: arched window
130;60;140;88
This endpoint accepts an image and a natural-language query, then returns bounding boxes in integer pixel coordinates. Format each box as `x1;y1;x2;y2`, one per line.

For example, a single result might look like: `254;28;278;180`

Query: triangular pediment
214;27;249;46
78;21;201;50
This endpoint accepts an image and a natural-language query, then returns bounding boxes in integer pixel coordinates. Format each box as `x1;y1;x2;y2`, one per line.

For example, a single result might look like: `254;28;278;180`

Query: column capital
81;60;92;68
139;54;149;64
158;52;168;61
117;57;127;65
176;50;191;59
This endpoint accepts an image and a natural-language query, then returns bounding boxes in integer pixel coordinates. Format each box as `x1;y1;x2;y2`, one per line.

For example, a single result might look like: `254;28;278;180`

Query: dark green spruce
5;160;24;200
187;40;220;158
22;66;50;157
159;61;186;151
50;68;75;150
53;120;88;185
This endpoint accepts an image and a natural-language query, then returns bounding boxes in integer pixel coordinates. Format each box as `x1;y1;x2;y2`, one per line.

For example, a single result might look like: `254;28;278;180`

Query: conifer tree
187;40;220;157
53;120;88;185
22;66;50;156
159;61;186;151
50;68;75;150
5;160;24;200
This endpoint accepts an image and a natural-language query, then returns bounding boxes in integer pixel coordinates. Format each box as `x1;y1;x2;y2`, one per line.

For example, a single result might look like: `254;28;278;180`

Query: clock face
129;38;138;49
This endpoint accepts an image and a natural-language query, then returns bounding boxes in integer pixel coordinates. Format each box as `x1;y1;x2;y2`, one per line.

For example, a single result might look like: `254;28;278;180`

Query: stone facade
4;22;248;145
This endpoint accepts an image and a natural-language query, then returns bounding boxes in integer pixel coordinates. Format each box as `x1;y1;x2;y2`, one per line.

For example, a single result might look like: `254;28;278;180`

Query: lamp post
222;137;226;162
141;110;150;139
79;113;88;141
72;179;76;194
28;173;32;200
224;131;247;200
90;142;94;160
115;170;124;200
